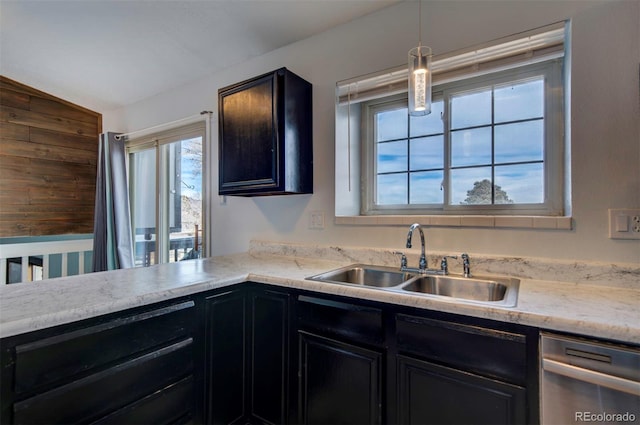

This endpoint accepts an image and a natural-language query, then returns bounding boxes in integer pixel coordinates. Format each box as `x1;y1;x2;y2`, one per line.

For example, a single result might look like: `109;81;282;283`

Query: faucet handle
461;253;471;277
440;255;458;275
393;251;408;269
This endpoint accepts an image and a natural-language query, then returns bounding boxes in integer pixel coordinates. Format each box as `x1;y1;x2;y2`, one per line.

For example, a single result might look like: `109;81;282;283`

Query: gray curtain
92;132;134;271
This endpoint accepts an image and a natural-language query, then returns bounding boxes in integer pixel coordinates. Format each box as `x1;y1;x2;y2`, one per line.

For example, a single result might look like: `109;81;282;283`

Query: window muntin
364;60;563;215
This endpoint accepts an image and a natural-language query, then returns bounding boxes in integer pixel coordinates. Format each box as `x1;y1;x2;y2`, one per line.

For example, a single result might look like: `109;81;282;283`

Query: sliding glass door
128;123;205;267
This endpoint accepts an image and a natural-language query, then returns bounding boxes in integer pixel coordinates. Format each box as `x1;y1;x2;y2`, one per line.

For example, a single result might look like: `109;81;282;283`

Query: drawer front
13;338;194;424
396;313;527;385
298;295;383;346
14;300;195;395
93;375;195;425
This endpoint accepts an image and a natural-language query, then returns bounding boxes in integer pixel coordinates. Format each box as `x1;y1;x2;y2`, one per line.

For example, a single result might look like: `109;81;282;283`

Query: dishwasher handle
543;358;640;396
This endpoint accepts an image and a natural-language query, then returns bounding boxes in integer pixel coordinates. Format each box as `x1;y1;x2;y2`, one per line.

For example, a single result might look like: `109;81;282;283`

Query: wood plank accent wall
0;76;102;237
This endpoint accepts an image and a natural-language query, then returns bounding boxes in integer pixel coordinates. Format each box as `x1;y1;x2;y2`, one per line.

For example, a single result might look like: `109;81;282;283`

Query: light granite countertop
1;243;639;345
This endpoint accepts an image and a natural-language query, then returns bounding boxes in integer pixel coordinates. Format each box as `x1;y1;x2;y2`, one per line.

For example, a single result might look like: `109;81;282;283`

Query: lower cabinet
203;286;292;425
249;288;292;425
296;294;384;425
1;282;539;425
203;289;247;425
394;312;536;425
298;331;382;425
0;299;198;425
293;292;536;425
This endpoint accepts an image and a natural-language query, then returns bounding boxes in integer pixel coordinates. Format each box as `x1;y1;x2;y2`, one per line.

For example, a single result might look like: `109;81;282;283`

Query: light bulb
413;68;427;112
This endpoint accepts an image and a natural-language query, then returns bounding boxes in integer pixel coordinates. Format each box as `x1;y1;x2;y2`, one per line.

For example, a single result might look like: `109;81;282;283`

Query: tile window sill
335;215;573;230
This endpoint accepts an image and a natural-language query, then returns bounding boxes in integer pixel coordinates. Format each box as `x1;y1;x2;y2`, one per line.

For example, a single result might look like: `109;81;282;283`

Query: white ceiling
0;0;400;112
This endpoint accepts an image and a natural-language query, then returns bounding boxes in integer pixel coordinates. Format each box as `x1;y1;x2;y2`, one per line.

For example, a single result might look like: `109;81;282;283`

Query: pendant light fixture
408;0;432;116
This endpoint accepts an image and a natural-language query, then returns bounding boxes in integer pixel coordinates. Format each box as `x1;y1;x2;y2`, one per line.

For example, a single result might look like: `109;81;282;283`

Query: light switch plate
608;209;640;239
309;211;325;230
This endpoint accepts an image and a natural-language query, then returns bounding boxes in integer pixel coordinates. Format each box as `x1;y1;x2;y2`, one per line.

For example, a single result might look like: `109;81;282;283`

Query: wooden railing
0;239;93;284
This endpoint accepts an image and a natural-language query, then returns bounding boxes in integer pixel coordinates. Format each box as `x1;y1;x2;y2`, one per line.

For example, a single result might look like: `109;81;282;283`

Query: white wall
105;0;640;264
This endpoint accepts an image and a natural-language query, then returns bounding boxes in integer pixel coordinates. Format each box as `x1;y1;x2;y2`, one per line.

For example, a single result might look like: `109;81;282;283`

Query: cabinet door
299;331;382;425
397;355;526;425
219;73;277;192
204;290;247;425
249;289;291;425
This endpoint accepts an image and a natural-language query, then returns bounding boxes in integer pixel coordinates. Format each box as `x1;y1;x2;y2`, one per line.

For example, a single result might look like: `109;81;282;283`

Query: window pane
410;171;443;204
410;100;443;137
450;89;491;129
377;173;407;204
494;79;544;123
377;140;407;173
451;127;492;167
495;120;543;164
410;135;443;170
376;108;407;141
168;137;203;263
130;148;157;266
451;167;492;205
495;163;544;204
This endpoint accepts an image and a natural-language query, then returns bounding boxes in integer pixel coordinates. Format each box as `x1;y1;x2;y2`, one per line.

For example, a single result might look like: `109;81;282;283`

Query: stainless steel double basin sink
306;264;520;307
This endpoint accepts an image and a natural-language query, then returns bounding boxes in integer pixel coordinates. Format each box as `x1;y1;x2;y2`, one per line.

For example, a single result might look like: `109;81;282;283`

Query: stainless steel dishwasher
541;332;640;424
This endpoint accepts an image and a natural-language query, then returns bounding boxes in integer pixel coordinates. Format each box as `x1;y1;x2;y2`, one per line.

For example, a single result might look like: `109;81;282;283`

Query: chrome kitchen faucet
405;223;428;273
398;224;470;276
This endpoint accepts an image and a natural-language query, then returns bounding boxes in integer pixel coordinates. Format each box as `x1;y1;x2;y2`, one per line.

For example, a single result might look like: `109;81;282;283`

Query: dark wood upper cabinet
218;68;312;196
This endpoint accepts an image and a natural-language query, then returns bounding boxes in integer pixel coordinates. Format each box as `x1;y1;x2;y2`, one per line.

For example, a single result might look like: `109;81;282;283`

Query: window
364;61;562;215
336;22;567;218
127;123;205;266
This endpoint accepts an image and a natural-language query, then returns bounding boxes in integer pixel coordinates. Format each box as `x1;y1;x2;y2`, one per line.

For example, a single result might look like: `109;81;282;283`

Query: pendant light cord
418;0;422;48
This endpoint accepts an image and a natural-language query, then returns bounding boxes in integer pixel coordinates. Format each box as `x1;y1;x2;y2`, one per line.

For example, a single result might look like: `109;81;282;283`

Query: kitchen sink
306;264;519;307
306;264;415;288
398;274;518;305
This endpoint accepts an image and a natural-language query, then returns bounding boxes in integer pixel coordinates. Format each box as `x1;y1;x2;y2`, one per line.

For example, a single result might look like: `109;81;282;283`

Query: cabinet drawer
298;295;383;346
93;375;195;425
13;338;194;424
396;313;527;384
14;300;195;395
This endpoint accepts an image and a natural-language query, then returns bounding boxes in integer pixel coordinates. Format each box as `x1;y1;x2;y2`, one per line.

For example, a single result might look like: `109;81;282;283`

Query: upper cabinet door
218;68;313;196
